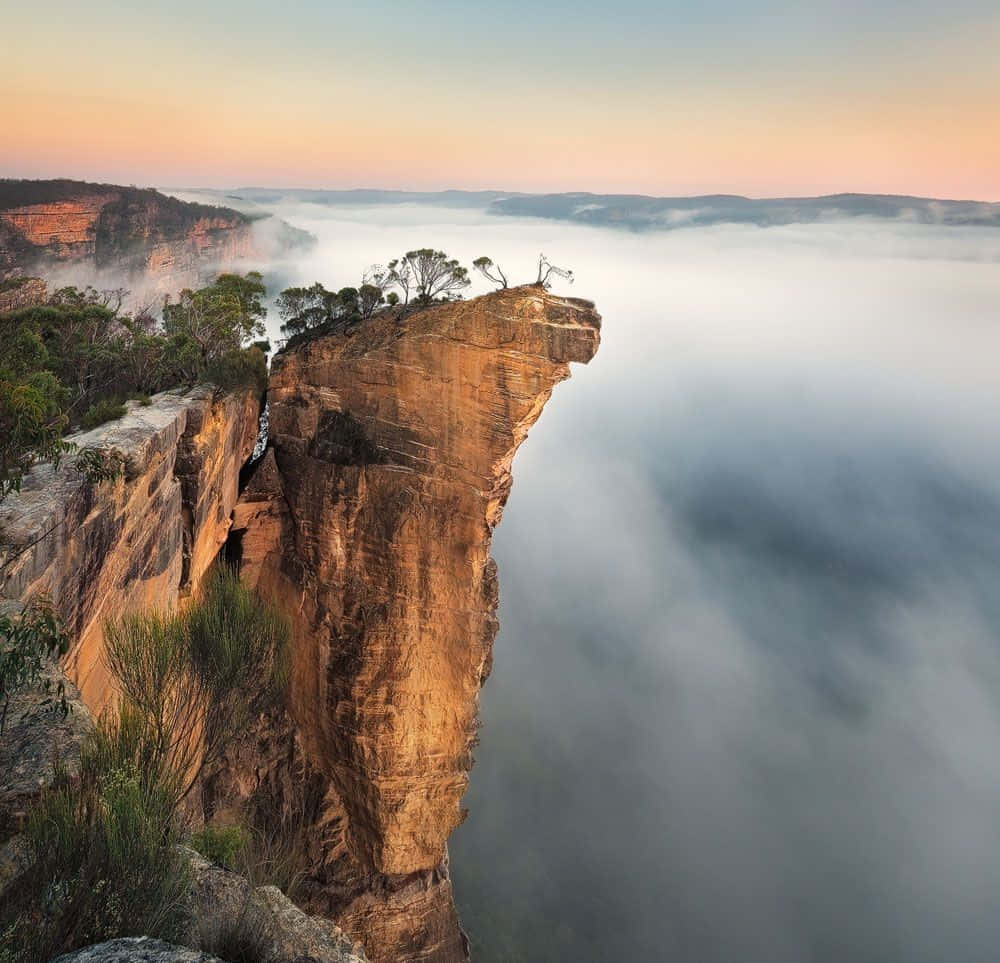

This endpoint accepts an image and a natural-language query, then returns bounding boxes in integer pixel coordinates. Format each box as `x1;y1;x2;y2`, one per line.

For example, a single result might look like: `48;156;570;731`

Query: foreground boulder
187;850;368;963
51;938;223;963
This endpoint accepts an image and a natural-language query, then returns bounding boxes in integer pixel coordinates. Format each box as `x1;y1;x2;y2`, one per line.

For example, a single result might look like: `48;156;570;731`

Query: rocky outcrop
0;388;261;711
0;275;47;312
223;286;601;960
0;180;254;292
188;850;368;962
0;285;599;961
51;939;224;963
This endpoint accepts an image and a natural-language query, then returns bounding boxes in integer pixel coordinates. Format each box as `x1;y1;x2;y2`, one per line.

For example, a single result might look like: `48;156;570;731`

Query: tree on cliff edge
398;249;470;303
162;271;266;362
473;256;509;289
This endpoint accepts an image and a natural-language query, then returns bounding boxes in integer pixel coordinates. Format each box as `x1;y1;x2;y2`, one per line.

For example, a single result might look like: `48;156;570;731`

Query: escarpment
0;180;255;291
0;286;599;962
0;388;261;711
218;287;600;960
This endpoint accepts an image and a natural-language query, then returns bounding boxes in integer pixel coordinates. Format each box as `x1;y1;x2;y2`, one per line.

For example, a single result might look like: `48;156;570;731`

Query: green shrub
104;566;289;802
190;823;249;872
184;566;290;701
0;711;190;963
73;446;131;485
0;597;68;734
79;399;128;431
203;346;268;394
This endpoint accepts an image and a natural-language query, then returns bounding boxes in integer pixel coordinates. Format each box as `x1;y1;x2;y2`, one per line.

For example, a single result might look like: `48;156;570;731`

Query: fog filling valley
235;199;1000;962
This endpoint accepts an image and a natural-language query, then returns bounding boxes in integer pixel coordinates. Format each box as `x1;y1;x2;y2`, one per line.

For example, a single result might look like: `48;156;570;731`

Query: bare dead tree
387;258;414;306
472;256;508;289
536;254;574;289
363;264;394;293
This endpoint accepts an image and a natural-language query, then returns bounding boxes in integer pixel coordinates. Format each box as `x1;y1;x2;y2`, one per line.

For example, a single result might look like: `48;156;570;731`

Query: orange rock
232;286;601;960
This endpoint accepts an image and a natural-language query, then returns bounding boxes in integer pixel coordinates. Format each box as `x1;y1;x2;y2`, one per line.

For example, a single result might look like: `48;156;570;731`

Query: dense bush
0;568;291;960
0;597;68;735
0;710;191;963
104;565;289;803
190;823;249;872
79;399;128;431
0;273;269;502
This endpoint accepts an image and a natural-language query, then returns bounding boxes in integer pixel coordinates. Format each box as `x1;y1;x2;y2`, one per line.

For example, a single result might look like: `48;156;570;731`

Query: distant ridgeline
489;192;1000;231
215;186;1000;233
0;179;307;290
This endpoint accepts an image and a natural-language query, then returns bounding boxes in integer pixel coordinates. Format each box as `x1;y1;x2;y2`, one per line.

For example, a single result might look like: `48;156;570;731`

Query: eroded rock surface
0;388;261;711
187;849;369;963
50;938;223;963
0;663;92;845
225;286;600;960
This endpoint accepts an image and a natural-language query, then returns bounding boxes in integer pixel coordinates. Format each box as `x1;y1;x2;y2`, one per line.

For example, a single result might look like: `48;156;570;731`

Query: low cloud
233;197;1000;962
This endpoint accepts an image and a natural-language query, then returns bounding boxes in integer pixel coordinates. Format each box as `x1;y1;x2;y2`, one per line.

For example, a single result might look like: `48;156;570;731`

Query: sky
2;0;999;199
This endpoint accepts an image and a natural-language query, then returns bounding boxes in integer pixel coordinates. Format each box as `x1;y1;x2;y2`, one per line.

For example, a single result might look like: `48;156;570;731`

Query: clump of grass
79;399;128;431
190;822;249;872
197;901;272;963
0;709;191;963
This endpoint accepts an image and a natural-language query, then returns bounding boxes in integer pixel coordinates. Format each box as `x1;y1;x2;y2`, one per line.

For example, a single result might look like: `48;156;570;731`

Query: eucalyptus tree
398;249;470;303
472;256;508;289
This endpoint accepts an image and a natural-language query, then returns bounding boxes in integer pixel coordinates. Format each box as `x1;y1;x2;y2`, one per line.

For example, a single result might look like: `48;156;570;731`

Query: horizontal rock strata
224;286;601;960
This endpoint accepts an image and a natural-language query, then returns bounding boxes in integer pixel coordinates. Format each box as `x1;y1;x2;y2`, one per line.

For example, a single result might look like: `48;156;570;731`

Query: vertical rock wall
229;287;601;960
0;388;261;711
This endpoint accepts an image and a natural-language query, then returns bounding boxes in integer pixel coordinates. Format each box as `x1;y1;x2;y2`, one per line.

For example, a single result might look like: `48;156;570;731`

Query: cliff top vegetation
0;272;268;502
276;249;573;350
0;179;248;227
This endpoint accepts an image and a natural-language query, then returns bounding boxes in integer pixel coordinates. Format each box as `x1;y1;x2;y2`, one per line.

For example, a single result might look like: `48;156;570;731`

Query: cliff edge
224;286;601;960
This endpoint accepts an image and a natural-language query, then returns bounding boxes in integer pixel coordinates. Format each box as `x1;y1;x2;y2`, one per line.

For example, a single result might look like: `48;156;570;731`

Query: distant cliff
0;180;255;291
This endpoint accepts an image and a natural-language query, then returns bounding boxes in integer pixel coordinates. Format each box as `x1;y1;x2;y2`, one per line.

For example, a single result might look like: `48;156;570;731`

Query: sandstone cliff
0;286;599;961
0;180;255;293
218;287;601;961
0;388;261;711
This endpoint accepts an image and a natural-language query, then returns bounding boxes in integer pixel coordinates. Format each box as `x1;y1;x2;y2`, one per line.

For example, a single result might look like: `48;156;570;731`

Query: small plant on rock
73;446;131;485
0;597;68;734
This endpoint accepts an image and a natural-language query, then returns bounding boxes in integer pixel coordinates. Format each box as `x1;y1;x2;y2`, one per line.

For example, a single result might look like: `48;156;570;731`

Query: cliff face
0;388;261;711
0;276;47;312
0;181;255;292
224;287;601;960
0;286;600;962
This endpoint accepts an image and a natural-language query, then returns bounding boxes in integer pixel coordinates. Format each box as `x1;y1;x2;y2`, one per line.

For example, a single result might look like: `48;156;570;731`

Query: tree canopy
0;273;268;502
